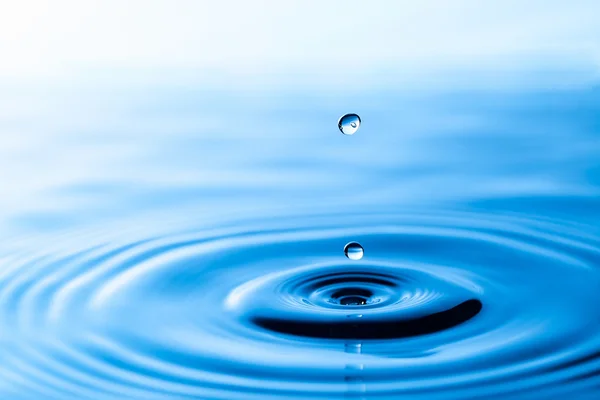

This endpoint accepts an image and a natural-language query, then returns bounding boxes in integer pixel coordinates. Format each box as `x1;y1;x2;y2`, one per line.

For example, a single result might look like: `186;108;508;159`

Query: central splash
228;262;483;340
331;288;372;305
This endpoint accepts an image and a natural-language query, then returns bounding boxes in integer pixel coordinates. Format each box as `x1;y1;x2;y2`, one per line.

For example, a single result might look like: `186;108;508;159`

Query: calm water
1;84;600;399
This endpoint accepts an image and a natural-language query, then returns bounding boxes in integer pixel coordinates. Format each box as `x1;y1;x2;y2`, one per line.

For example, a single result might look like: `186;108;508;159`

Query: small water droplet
338;113;361;135
344;242;364;260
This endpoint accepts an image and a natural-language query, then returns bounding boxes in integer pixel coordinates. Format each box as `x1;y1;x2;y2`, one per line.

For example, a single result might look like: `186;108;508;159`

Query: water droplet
344;242;364;260
338;113;361;135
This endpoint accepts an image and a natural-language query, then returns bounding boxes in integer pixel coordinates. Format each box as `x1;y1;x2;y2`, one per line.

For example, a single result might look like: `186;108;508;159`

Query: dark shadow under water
253;299;482;339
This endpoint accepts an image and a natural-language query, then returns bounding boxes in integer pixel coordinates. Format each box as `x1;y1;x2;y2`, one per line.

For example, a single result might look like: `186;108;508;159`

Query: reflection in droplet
338;113;361;135
344;242;364;260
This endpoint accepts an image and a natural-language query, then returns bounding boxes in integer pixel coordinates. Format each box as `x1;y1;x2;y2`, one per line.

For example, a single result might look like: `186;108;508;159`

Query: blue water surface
1;83;600;399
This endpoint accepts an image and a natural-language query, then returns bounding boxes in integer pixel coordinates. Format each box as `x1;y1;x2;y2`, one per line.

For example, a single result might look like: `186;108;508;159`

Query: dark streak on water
253;299;482;339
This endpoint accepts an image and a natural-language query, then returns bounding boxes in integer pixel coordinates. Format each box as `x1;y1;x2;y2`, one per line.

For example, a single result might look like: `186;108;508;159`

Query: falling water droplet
338;114;361;135
344;242;364;260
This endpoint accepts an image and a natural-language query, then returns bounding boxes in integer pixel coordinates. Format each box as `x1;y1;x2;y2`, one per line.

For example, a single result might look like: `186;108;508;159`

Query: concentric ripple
1;210;600;399
228;264;482;339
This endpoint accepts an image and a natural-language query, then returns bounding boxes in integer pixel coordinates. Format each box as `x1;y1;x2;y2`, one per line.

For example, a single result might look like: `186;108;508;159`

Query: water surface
1;84;599;399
